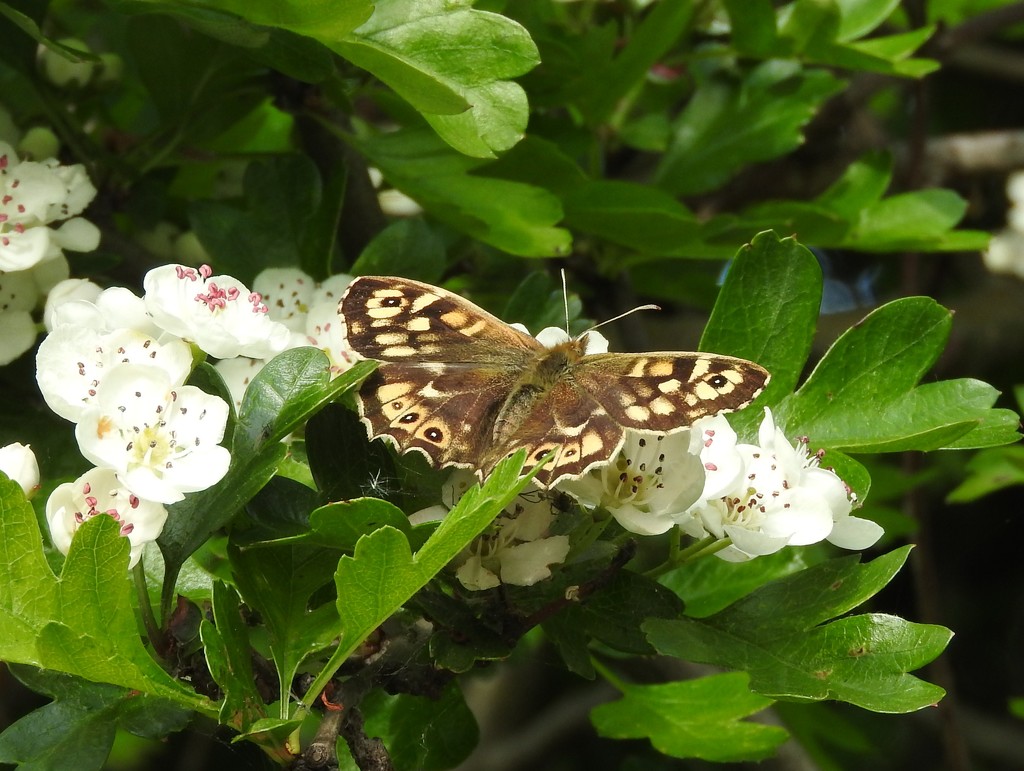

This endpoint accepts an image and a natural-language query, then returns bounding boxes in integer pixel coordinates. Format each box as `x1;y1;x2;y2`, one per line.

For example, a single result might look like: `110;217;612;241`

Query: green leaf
564;572;684;656
848;189;974;251
200;0;373;39
201;582;265;730
0;684;117;770
574;1;695;124
561;181;701;255
354;130;571;257
302;451;532;707
334;0;540;157
591;673;787;762
656;61;845;196
660;548;811;618
834;0;902;41
946;445;1024;503
779;298;1017;451
302;498;412;551
0;669;189;771
190;155;322;283
723;0;779;56
701;232;822;437
645;548;952;712
779;0;842;54
158;354;373;613
0;481;58;665
351;219;446;282
0;481;205;709
230;542;341;710
358;683;479;771
126;14;266;143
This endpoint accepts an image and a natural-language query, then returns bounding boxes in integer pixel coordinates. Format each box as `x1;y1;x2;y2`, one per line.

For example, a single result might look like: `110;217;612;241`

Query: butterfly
338;276;770;488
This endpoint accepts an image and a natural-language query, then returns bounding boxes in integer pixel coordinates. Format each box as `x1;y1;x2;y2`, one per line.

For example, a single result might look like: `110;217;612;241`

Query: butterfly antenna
588;303;661;333
560;268;570;336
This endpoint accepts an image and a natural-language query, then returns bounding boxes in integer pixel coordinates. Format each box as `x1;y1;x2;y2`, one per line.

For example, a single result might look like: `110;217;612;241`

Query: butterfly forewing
340;275;540;364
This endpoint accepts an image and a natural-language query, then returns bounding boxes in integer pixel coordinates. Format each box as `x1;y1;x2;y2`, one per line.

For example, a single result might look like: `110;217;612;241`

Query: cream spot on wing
347;320;364;336
562;423;585;437
375;332;408;345
713;380;735;394
617;391;636;407
634;383;654;398
650;397;674;416
723;368;743;384
411;293;441;313
377;382;413;402
625;405;651;421
689;358;710;381
441;310;468;328
368;306;402;319
419;382;442;398
628;358;648;378
407;317;431;332
381;345;417;358
685;393;699;406
647;360;673;377
658;378;681;394
418;344;441;355
371;319;391;328
461;319;487;337
423;363;446;375
581;431;604;457
695;381;719;401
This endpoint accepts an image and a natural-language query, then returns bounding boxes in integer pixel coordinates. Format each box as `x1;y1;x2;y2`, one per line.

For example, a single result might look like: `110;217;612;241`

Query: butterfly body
339;276;769;487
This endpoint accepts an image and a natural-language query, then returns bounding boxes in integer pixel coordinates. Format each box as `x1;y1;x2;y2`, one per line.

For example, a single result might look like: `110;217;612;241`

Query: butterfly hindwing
357;362;516;468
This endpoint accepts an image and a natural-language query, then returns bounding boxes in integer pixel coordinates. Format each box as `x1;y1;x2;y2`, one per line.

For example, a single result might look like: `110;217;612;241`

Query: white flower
36;324;194;423
511;324;610;355
0;442;39;497
303;298;357;377
143;264;291;360
309;273;353;307
0;255;72;365
252;267;315;332
46;467;167;568
0;143;99;271
559;431;706;535
681;408;880;561
74;364;230;503
42;277;102;330
432;471;571;590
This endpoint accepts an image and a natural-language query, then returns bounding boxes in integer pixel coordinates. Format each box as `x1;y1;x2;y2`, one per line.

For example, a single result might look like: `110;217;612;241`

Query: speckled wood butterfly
338;276;769;488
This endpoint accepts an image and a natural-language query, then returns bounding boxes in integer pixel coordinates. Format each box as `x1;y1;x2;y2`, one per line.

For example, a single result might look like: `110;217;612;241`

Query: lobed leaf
645;548;952;712
591;673;787;762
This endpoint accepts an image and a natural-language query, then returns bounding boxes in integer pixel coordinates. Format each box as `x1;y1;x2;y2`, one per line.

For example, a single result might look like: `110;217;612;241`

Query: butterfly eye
425;427;444;442
399;412;419;423
382;297;402;307
709;375;728;388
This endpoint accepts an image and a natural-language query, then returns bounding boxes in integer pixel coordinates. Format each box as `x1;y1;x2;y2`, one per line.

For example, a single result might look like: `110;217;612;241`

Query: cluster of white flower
34;262;357;566
0;141;101;365
985;171;1024;279
444;327;883;591
213;267;356;410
